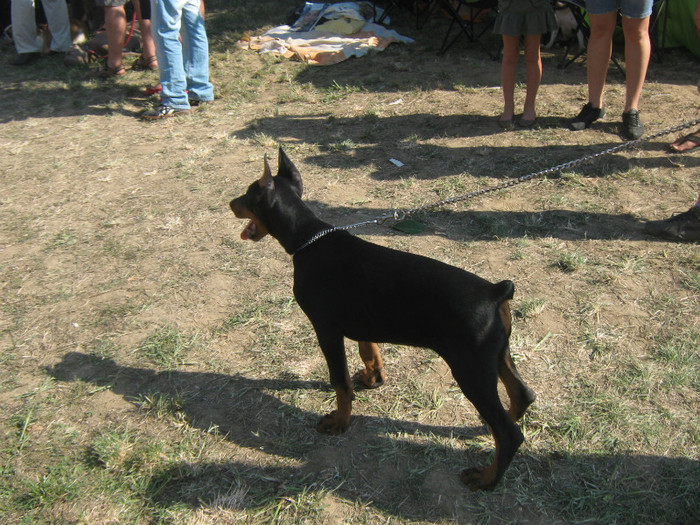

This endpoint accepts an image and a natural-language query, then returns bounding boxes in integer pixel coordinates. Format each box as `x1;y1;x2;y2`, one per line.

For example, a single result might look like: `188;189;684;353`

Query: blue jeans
150;0;214;109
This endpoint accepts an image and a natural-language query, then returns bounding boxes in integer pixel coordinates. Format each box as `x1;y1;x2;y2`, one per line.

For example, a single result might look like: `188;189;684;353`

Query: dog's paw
460;467;497;491
352;368;386;389
316;411;350;435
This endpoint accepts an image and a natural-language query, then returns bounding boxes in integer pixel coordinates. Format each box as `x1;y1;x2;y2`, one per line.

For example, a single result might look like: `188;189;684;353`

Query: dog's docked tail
494;280;515;302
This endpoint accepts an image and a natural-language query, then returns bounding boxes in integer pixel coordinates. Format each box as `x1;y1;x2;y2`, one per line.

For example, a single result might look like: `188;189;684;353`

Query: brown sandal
93;62;127;78
133;54;158;71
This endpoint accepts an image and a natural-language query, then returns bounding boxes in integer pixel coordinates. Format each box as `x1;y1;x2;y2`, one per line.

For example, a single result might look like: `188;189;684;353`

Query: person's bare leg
621;15;650;112
133;0;157;65
104;6;126;69
500;35;519;124
522;34;542;122
586;11;617;109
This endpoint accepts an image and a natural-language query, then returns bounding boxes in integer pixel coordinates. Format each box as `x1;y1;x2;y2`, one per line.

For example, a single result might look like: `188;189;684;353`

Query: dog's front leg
316;333;354;435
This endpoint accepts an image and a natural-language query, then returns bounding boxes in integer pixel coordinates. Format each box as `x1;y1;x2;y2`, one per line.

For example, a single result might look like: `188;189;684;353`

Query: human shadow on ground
1;56;153;123
232;112;700;180
299;204;658;242
46;352;699;523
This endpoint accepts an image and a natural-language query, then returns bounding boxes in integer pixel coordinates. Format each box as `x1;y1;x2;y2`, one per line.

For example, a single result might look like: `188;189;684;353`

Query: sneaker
644;206;700;242
188;99;213;107
569;102;605;131
621;109;644;140
141;104;191;121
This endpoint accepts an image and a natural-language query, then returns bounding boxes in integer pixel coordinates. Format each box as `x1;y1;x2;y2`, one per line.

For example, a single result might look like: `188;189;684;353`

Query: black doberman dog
229;148;536;490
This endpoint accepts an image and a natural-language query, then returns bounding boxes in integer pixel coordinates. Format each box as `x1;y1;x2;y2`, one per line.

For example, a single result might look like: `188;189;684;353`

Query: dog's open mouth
241;220;258;240
230;197;269;241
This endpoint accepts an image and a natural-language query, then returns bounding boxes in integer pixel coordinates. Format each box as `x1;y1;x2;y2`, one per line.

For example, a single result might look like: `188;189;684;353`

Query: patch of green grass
44;229;77;251
649;330;699;391
319;80;363;104
557;251;587;272
681;270;700;294
13;459;87;518
136;326;198;370
133;392;185;421
514;298;546;319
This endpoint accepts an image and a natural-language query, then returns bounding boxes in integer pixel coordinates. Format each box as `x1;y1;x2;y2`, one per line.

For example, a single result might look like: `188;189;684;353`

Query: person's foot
141;104;191;121
621;109;644;140
93;61;126;78
133;54;158;71
669;131;700;153
498;113;514;131
11;52;40;66
569;102;605;131
644;206;700;242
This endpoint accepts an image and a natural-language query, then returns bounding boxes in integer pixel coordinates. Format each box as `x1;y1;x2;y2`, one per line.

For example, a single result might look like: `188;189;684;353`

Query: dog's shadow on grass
46;351;491;520
46;351;700;522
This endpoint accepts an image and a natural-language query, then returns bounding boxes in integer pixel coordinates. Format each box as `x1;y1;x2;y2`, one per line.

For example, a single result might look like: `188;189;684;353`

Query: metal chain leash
336;117;700;232
292;118;700;254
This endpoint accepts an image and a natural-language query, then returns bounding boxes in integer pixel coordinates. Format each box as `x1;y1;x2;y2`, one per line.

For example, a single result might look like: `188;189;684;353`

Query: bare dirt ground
1;1;699;524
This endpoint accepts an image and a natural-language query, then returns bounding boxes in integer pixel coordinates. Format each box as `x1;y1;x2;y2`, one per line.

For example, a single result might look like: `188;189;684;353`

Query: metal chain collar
293;118;700;254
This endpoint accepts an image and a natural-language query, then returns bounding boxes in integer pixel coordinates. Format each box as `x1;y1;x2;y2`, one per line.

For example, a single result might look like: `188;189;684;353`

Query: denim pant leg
42;0;72;52
181;0;214;102
150;0;190;110
11;0;44;54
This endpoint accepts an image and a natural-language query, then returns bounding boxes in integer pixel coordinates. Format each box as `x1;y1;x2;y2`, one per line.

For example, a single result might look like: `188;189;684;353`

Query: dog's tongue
241;220;256;240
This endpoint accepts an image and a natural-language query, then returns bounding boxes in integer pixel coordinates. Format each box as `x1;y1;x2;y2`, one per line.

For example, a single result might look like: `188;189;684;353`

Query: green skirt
493;0;558;37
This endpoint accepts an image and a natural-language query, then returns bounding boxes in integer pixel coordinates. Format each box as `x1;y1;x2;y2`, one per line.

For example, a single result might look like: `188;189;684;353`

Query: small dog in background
543;1;585;51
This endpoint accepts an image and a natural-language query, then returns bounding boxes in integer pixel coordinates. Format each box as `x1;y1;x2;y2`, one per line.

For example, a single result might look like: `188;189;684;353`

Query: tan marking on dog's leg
355;341;386;388
501;354;529;421
461;437;501;491
497;300;536;421
498;300;512;338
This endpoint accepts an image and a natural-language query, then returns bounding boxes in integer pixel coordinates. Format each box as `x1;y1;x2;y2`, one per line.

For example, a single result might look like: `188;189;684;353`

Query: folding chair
372;0;440;30
371;0;403;24
435;0;499;58
648;0;668;62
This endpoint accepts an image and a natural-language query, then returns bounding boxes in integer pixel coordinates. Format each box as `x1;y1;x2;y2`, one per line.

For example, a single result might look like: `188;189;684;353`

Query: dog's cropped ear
258;153;274;190
277;147;303;197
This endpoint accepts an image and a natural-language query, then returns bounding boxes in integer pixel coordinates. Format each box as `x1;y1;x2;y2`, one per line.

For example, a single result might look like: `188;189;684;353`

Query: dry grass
1;1;699;523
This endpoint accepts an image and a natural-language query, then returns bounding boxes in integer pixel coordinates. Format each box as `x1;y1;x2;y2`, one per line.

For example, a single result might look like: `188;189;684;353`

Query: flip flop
518;118;537;128
498;118;514;131
669;132;700;153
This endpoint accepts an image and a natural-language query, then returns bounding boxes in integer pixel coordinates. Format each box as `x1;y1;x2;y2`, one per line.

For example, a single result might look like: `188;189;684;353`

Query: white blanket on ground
237;2;413;65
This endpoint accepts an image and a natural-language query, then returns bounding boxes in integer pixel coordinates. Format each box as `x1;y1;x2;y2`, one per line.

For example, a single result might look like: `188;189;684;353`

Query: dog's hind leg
315;332;354;435
354;341;386;388
497;301;536;421
453;363;525;491
499;350;536;422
